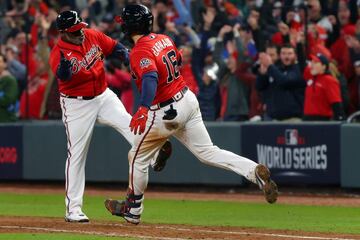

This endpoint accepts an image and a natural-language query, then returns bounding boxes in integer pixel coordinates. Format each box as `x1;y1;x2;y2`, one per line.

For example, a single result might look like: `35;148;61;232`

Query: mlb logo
285;129;298;145
140;58;151;69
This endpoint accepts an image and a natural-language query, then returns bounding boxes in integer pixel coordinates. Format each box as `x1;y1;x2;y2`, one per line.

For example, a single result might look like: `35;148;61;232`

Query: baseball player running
49;10;172;223
105;4;278;225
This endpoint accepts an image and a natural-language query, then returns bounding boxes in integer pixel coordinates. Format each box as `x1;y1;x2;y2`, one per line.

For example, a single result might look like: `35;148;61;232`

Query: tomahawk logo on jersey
130;33;186;105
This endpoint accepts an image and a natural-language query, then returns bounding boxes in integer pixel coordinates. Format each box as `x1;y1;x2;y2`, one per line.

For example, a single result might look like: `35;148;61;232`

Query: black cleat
104;199;141;225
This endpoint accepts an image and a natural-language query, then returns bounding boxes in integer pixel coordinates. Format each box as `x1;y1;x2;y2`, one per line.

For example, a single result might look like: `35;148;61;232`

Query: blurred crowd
1;0;360;122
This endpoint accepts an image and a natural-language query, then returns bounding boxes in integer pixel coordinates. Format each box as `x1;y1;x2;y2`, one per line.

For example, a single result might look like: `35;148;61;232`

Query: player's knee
129;149;151;170
134;161;149;174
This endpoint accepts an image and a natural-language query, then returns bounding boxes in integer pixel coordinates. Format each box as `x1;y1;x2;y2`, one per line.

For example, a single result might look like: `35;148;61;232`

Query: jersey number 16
162;49;180;84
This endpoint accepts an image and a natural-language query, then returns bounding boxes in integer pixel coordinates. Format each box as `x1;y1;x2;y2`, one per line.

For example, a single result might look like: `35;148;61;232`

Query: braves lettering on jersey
130;34;186;105
49;29;116;96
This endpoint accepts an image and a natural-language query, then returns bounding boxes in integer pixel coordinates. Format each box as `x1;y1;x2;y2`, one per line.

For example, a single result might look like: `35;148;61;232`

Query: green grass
0;193;360;235
0;234;133;240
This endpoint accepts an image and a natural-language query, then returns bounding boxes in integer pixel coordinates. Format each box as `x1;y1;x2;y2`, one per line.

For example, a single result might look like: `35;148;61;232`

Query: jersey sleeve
325;77;342;104
130;49;158;79
92;30;117;56
49;47;61;76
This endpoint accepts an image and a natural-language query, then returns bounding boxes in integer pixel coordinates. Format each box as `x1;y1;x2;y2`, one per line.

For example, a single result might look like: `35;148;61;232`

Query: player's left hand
118;48;130;66
130;106;149;135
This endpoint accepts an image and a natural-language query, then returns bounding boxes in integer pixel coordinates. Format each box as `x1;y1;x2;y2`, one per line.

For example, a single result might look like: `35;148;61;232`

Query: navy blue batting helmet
56;10;88;32
120;4;153;36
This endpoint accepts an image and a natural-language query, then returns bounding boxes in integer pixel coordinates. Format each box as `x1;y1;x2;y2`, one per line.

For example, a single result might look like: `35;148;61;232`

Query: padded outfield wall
0;121;359;188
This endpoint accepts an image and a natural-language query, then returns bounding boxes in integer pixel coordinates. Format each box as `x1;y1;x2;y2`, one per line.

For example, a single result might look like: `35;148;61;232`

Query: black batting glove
60;51;72;69
117;48;130;66
57;51;73;81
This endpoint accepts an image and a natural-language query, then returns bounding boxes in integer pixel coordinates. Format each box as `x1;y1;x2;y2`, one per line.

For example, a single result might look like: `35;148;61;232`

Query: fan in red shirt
303;54;345;121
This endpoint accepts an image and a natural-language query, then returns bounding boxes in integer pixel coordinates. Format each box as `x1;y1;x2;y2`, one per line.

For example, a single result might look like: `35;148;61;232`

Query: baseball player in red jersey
104;4;278;225
49;10;172;223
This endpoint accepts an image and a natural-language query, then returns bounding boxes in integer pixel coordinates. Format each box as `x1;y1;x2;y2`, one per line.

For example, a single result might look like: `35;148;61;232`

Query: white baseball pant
128;89;259;215
60;88;160;215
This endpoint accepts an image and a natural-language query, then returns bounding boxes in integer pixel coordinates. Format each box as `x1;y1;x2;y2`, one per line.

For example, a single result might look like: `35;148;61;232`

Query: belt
150;86;188;111
60;93;97;100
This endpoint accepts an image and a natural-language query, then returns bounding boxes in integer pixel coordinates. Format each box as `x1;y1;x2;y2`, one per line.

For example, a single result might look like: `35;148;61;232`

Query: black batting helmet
56;10;88;32
120;4;153;36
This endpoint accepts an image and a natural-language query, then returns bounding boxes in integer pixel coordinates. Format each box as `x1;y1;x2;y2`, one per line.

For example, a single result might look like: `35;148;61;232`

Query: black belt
150;86;188;110
60;94;96;100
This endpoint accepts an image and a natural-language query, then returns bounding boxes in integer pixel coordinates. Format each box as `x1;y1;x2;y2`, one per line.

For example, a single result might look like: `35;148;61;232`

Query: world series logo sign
242;124;341;184
277;129;305;145
256;128;327;170
284;129;302;145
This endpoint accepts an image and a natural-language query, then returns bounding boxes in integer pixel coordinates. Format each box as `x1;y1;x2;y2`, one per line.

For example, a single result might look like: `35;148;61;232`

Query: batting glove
57;51;72;81
60;51;72;69
130;106;149;135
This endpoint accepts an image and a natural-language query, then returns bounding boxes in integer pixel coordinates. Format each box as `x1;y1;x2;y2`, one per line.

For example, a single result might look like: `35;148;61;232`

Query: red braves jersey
130;33;186;105
304;73;342;117
49;29;116;96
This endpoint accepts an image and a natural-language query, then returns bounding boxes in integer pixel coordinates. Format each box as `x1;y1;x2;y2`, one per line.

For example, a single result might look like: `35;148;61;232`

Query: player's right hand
129;106;149;135
60;51;72;68
57;51;73;81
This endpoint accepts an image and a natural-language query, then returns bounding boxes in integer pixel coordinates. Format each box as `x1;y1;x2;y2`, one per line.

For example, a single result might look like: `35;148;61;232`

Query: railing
347;110;360;123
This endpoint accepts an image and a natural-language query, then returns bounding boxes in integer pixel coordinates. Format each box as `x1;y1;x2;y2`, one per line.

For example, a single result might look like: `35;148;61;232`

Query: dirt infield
1;216;360;240
1;183;360;240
